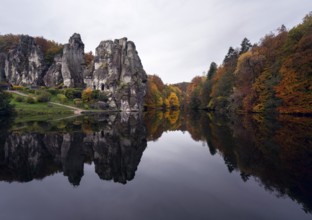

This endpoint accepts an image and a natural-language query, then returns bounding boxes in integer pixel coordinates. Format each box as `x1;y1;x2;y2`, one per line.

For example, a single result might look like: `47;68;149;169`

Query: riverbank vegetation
145;12;312;115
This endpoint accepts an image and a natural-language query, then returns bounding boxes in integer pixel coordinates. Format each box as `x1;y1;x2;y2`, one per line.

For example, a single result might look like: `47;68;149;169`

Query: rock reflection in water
0;110;311;213
0;113;147;185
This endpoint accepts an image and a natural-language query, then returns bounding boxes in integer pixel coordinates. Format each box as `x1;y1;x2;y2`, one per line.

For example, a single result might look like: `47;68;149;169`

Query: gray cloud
0;0;311;83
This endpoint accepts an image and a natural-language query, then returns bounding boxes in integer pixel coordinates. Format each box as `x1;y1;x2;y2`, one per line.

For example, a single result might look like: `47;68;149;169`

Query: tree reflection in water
144;110;312;213
0;111;311;212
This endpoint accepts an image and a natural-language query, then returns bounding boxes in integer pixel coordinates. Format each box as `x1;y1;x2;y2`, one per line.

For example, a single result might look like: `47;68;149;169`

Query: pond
0;111;311;220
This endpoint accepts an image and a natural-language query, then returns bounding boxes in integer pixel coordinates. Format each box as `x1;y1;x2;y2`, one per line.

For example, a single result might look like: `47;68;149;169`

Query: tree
35;37;63;65
240;38;252;54
207;62;217;80
84;51;94;66
0;89;14;115
167;92;180;109
82;87;93;103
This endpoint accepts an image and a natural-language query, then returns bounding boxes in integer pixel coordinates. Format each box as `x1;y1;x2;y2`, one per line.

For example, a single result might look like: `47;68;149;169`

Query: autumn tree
201;62;218;109
82;87;93;103
275;13;312;114
0;34;20;53
208;47;238;112
84;51;94;67
35;37;63;65
186;76;205;109
167;92;180;109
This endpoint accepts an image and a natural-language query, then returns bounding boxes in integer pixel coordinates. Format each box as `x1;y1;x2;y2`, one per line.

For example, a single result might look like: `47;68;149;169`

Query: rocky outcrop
0;53;6;82
3;36;45;85
61;33;85;87
87;38;147;111
43;54;63;87
0;33;147;111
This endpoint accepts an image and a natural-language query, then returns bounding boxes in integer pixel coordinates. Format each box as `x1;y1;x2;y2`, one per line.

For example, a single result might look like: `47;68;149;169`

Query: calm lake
0;111;311;220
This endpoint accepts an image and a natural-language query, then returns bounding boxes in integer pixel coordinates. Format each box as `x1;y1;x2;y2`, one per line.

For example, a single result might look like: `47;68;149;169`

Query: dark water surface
0;111;311;220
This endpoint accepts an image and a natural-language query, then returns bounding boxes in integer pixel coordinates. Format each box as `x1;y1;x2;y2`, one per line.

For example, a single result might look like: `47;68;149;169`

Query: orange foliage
82;87;93;103
84;51;94;66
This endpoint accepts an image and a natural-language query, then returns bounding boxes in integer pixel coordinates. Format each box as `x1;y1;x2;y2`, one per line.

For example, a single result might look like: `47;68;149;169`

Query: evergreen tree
240;38;252;54
207;62;217;80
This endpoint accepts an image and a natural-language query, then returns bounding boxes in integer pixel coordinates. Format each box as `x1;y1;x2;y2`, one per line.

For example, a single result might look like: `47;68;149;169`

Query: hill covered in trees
145;12;312;115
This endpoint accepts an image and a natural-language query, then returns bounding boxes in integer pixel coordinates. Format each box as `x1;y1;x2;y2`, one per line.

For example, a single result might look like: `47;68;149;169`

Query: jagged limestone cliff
0;33;147;111
61;33;85;87
2;35;45;85
87;38;147;111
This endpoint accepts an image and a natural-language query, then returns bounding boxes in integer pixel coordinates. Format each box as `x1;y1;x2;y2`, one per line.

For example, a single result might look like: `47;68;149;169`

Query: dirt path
49;102;84;115
8;90;85;115
9;90;29;97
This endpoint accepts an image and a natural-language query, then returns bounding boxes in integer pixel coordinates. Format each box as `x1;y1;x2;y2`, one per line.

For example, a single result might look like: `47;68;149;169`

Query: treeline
188;13;312;114
0;34;63;66
145;12;312;115
144;75;183;110
0;34;95;70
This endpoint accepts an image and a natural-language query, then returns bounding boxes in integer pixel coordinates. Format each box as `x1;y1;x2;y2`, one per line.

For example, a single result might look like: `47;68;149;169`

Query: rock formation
88;38;147;111
0;33;147;111
3;35;45;85
0;53;6;82
61;33;85;87
43;54;63;87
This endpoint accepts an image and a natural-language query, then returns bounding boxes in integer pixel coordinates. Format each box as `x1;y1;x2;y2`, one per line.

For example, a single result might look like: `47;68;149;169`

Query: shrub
56;83;64;89
47;88;59;95
26;96;36;104
36;91;52;102
73;98;82;107
91;90;100;99
98;92;109;102
63;88;82;99
23;87;35;94
15;96;24;102
82;88;92;103
12;85;24;90
57;94;67;103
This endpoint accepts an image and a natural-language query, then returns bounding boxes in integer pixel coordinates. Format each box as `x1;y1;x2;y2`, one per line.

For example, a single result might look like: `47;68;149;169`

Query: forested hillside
145;12;312;115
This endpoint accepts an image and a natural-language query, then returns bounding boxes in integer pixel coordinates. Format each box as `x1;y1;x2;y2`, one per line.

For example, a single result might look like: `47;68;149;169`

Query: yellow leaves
167;92;180;108
164;110;180;125
235;51;252;75
82;87;92;103
157;97;163;106
164;98;170;108
145;75;182;109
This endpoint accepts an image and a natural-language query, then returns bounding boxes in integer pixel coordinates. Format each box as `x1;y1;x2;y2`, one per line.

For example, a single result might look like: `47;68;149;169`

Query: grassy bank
10;93;74;117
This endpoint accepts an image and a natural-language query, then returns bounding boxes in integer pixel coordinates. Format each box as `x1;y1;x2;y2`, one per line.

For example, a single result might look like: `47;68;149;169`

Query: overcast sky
0;0;311;83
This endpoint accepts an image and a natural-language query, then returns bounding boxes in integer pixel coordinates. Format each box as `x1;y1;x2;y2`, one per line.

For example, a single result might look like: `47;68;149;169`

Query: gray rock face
0;53;7;82
87;38;147;111
3;36;45;85
61;33;85;88
0;33;147;111
43;54;63;87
